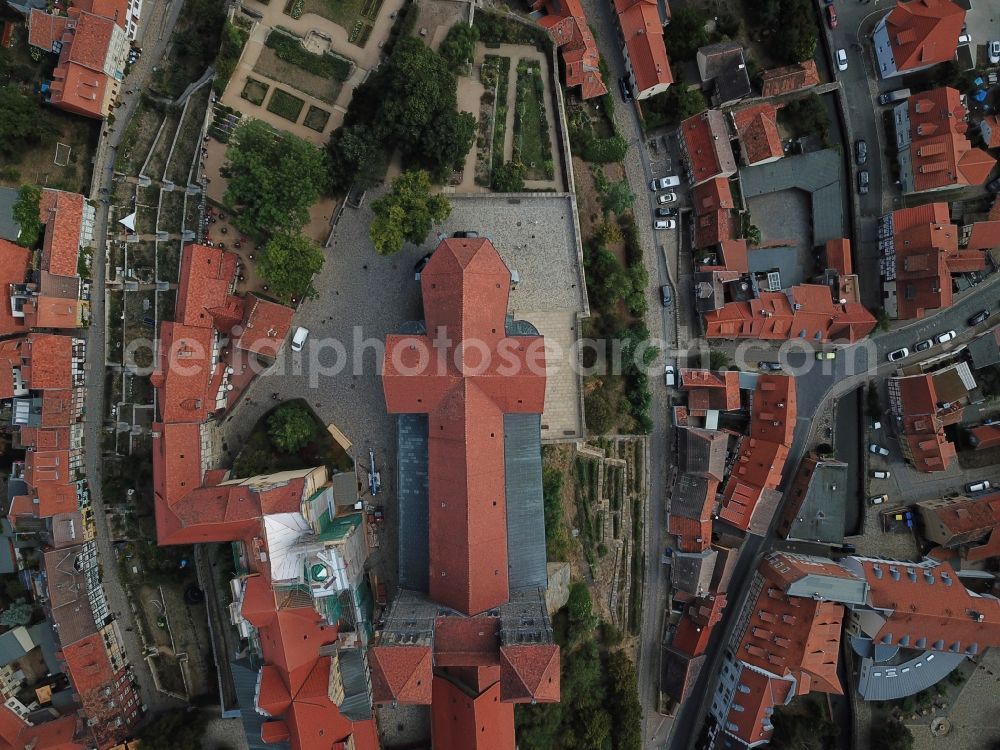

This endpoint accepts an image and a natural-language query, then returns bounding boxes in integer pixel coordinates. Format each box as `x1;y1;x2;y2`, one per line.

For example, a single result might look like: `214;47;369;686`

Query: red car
826;4;838;29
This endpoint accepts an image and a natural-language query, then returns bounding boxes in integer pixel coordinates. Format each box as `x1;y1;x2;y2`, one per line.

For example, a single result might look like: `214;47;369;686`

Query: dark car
857;170;870;194
619;76;633;103
660;284;672;306
914;339;932;352
855;139;868;165
987;176;1000;193
969;309;992;326
826;4;838;28
758;361;783;372
413;253;433;273
452;230;479;238
656;207;677;217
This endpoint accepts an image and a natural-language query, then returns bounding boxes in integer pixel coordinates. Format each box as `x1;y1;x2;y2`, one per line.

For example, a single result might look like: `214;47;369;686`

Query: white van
291;326;309;352
650;176;681;191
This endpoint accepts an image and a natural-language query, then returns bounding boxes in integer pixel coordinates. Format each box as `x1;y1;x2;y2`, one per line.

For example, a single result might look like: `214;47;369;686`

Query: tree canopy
326;124;384;195
137;709;208;750
268;402;318;453
439;23;479;71
12;185;42;249
663;8;709;60
257;232;325;302
0;600;32;627
745;0;817;64
330;37;476;186
369;170;451;255
223;119;329;237
0;87;53;159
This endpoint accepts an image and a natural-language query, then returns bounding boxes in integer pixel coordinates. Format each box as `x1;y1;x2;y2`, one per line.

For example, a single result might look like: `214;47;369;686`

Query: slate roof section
503;413;547;591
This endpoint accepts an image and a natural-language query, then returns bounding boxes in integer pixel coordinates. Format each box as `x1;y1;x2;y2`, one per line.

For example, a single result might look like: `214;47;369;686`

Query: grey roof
0;627;32;665
856;650;964;701
26;623;60;674
678;427;727;481
746;245;808;288
693;271;727;313
671;473;715;521
330;471;359;509
671;549;717;596
968;330;1000;369
337;648;373;721
783;571;869;605
504;414;547;591
662;648;705;704
738;149;845;245
396;415;429;593
0;188;19;242
785;460;848;544
232;658;287;750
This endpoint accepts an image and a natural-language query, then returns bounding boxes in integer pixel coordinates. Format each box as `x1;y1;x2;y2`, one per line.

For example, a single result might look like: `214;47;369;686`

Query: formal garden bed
254;47;343;104
484;55;510;178
265;29;352;79
303;105;332;132
266;87;306;122
284;0;380;45
241;77;269;106
512;58;553;180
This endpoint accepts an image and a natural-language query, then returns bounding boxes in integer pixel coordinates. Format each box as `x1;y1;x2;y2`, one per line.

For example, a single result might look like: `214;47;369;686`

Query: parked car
654;219;676;230
958;33;971;45
758;361;783;372
872;470;891;479
887;347;909;361
657;191;677;204
413;252;433;277
619;76;633;103
816;351;836;360
914;338;932;352
872;420;882;430
834;543;856;554
290;326;309;352
855;139;868;165
967;480;993;493
650;176;681;191
826;4;838;28
935;330;957;344
990;40;1000;64
664;364;676;387
870;494;888;505
878;88;911;105
968;309;991;326
656;207;678;217
869;444;890;456
452;230;479;238
857;170;870;194
836;48;848;71
660;284;672;306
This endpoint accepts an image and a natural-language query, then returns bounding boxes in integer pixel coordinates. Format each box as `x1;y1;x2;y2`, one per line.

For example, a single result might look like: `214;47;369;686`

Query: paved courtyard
745;189;813;287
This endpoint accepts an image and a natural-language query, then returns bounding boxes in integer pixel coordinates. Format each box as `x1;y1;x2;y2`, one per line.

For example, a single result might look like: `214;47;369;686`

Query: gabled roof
38;189;84;279
175;243;239;329
681;110;737;185
430;678;515;750
825;238;853;275
0;240;31;336
614;0;672;93
760;60;819;97
236;295;294;359
25;334;76;390
733;103;783;165
61;9;114;71
369;645;434;704
885;0;965;72
27;9;69;51
534;0;607;98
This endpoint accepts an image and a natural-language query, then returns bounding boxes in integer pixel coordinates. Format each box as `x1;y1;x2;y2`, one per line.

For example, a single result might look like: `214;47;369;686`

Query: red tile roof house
680;110;737;186
871;0;965;80
27;7;130;119
532;0;607;99
371;237;559;749
149;243;378;749
614;0;672;100
733;103;784;166
662;593;727;706
0;704;81;750
759;60;820;98
880;202;989;319
917;492;1000;562
887;370;965;472
718;375;796;535
892;86;995;194
691;177;740;258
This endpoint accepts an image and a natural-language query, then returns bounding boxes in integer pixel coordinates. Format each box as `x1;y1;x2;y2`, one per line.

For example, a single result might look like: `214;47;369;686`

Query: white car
887;347;909;362
990;40;1000;64
869;443;889;456
657;191;677;205
664;364;676;387
650;176;680;191
935;330;956;344
654;219;676;230
290;326;309;352
836;48;848;71
870;494;888;505
872;470;891;479
967;480;992;493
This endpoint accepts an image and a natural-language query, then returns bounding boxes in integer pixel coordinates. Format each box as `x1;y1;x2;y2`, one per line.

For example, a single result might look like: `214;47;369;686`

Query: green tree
642;85;707;128
871;719;913;750
369;170;451;255
0;600;32;627
663;8;709;60
0;87;52;159
780;93;830;140
326;124;384;194
257;232;325;302
607;652;642;750
567;582;593;625
268;402;317;453
137;709;208;750
223;119;329;237
598;178;635;217
12;185;42;249
492;161;525;192
585;379;619;435
439;23;479;71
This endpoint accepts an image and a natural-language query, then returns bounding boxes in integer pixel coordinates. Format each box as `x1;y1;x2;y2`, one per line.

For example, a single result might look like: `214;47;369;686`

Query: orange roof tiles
681;110;737;185
176;243;239;328
614;0;672;94
970;424;1000;450
733;103;783;165
724;667;794;746
885;0;965;73
26;334;75;390
382;238;546;617
825;238;853;276
370;646;434;704
151;322;215;424
499;644;560;703
63;9;114;71
533;0;607;99
430;678;515;750
39;189;84;279
73;0;130;28
759;60;819;98
680;368;740;412
894;374;958;471
27;9;69;51
23;297;82;329
236;295;294;358
0;709;80;750
671;593;726;657
0;240;31;336
691;177;738;251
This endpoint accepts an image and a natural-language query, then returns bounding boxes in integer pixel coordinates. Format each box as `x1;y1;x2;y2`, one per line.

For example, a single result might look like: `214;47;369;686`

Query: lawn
265;30;352;80
266;88;305;122
289;0;366;32
232;400;354;479
303;105;332;132
513;59;553;180
241;77;270;106
253;48;343;104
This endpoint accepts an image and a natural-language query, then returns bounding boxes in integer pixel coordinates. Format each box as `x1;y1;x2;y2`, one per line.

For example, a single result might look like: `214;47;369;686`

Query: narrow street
83;0;187;716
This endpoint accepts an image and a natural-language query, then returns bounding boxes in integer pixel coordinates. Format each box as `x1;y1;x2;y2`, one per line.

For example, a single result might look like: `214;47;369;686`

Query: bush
11;185;42;248
214;21;249;94
266;88;306;122
493;161;525;192
268;402;318;453
265;30;352;80
439;23;479;71
641;86;707;130
663;8;709;61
